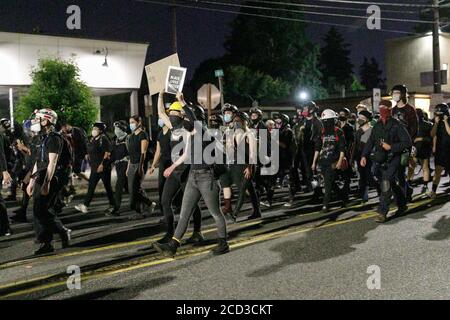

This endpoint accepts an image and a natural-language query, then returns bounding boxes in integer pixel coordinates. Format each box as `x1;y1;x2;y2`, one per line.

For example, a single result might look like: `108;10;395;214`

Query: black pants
127;163;153;213
161;169;201;235
84;166;115;208
397;164;412;200
114;161;128;211
158;160;172;211
53;167;71;212
33;179;65;243
376;160;406;215
321;164;345;209
0;177;10;234
357;159;372;201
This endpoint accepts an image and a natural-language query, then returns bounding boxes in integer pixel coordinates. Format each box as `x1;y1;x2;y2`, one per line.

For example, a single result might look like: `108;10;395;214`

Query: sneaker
283;200;294;207
429;191;437;200
320;206;330;214
153;239;179;258
75;204;88;214
0;229;12;237
105;208;120;217
34;243;54;255
396;205;408;217
260;200;271;208
420;186;429;195
186;232;205;244
212;238;230;255
60;228;72;249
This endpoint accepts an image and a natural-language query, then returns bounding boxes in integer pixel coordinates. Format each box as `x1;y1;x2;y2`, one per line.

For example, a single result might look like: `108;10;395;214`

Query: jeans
378;160;406;215
84;166;115;208
174;169;227;240
161;169;202;235
127;163;153;213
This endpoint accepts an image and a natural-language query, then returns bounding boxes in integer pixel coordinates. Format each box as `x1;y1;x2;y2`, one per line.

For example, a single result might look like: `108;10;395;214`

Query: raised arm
158;90;172;129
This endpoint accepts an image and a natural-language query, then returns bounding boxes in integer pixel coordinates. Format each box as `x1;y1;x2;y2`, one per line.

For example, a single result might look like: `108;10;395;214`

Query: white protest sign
145;54;180;95
165;66;187;95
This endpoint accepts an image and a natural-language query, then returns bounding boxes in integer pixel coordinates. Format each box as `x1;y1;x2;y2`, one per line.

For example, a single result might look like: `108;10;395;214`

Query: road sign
197;83;221;110
215;69;224;78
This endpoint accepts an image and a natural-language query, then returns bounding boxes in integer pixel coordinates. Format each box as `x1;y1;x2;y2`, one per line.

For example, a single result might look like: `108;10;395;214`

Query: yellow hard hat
169;101;183;112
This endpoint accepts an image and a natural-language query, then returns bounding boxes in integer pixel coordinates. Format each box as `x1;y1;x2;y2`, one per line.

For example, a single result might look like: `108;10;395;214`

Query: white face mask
31;122;41;133
392;94;401;102
92;129;100;138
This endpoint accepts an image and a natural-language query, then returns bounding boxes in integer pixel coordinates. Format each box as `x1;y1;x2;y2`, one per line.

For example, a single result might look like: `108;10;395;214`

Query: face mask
130;123;139;132
251;118;259;125
323;119;335;131
357;119;367;126
115;128;127;140
169;116;183;128
183;120;194;132
339;116;347;122
275;122;282;129
379;107;392;123
224;114;233;124
31;122;41;133
92;129;100;137
158;119;165;128
392;94;401;102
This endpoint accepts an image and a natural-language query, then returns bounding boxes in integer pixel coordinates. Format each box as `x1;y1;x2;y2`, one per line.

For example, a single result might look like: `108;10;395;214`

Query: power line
241;0;421;15
134;0;421;35
196;0;433;24
311;0;434;8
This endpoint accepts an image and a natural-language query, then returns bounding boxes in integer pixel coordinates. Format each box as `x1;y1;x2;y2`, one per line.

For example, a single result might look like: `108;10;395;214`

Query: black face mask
169;115;183;129
183;120;194;132
251;119;259;125
357;119;367;127
323;119;335;132
339;116;347;122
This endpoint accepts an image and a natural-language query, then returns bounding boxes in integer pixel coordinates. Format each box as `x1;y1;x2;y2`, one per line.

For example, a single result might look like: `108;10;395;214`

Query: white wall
386;33;450;93
0;32;149;90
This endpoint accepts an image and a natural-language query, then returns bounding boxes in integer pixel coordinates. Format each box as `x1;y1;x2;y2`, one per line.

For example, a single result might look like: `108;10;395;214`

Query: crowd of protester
1;84;450;257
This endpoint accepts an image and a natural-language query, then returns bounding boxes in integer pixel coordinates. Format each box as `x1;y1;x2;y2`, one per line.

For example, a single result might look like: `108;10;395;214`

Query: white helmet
34;108;58;125
321;109;338;120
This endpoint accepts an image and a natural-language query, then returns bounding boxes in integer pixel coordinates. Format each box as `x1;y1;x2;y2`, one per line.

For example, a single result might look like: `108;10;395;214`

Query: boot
153;238;180;257
375;213;387;223
212;238;230;255
222;199;233;215
186;231;205;244
156;232;174;244
34;242;54;255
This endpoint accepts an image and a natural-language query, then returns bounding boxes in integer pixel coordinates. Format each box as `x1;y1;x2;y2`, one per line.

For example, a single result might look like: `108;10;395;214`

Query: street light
298;91;308;101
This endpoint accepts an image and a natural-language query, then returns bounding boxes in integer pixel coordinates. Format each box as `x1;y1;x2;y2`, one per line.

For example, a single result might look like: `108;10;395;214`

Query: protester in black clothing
75;122;115;214
274;113;297;207
62;123;89;182
107;121;130;216
0;129;12;237
338;108;355;202
26;109;71;255
155;93;203;244
361;100;412;223
313;109;347;213
407;109;433;194
352;110;374;203
430;103;450;199
126;116;156;220
298;101;323;197
154;92;228;257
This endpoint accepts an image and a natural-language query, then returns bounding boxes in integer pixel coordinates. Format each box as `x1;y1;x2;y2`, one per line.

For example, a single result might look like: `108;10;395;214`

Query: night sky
0;0;427;80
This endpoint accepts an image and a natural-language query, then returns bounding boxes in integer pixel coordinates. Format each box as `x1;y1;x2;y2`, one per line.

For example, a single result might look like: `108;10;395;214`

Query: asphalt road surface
1;172;450;300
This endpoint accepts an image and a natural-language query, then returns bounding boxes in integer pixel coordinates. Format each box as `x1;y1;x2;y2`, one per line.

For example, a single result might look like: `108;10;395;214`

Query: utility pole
170;0;178;53
432;0;441;93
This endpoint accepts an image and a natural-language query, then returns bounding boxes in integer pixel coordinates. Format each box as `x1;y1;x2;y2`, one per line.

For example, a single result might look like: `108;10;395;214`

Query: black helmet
189;104;206;122
304;101;318;114
435;103;450;116
340;108;351;115
238;111;250;124
209;114;223;127
93;122;107;132
0;118;11;130
114;120;128;132
222;103;238;114
274;113;290;124
249;107;263;118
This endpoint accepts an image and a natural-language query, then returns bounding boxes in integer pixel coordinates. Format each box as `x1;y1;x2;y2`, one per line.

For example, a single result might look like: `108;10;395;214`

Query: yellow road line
0;198;433;299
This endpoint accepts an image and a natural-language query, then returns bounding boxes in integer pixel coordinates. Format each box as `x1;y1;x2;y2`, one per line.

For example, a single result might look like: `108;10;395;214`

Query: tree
359;57;384;91
319;27;354;94
15;57;98;131
192;0;326;103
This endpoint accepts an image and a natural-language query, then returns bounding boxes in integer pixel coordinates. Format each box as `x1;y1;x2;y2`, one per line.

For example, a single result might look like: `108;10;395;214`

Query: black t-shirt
36;133;63;173
111;137;129;162
87;134;112;169
71;127;88;158
158;129;172;162
128;131;148;164
436;120;450;151
319;128;346;166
